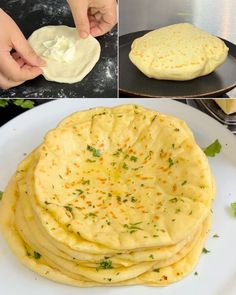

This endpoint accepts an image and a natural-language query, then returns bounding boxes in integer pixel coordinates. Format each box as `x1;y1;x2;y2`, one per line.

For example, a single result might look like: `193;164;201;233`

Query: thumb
12;31;45;67
68;0;90;38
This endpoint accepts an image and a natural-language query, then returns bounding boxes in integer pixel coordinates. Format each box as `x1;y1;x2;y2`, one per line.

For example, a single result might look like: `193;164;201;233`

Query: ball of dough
129;23;229;81
28;25;101;83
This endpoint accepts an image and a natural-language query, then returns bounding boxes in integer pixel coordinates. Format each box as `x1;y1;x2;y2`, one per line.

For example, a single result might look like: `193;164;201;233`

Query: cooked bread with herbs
0;105;215;286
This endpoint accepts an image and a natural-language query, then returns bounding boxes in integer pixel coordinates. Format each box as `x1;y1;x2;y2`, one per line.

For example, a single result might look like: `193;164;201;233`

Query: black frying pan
0;0;117;98
119;30;236;98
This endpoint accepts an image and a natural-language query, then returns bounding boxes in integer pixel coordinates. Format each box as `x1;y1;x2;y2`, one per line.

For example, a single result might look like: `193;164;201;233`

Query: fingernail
80;31;89;39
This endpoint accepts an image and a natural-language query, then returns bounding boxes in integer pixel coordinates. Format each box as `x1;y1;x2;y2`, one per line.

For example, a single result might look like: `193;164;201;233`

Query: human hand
67;0;117;38
0;9;45;90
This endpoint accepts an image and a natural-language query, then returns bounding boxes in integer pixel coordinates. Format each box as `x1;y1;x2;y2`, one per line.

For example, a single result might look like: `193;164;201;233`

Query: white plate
0;99;236;295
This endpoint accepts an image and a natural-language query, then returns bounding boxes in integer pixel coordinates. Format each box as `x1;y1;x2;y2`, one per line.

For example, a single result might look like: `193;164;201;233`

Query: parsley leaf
122;163;129;170
202;247;210;254
0;191;3;200
13;99;35;109
230;202;236;217
64;206;73;213
0;100;9;107
168;158;174;168
96;259;113;271
33;251;41;259
203;139;222;157
130;155;138;162
87;145;101;157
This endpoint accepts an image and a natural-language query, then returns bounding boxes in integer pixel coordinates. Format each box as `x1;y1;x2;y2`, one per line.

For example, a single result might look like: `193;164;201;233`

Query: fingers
12;30;45;67
67;0;90;38
12;52;25;68
88;2;117;37
0;71;24;90
89;14;115;37
0;51;42;82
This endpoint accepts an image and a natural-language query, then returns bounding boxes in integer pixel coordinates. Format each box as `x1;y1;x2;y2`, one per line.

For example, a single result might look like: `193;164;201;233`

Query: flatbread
34;105;215;250
0;104;215;287
129;23;228;81
0;175;211;286
28;25;101;83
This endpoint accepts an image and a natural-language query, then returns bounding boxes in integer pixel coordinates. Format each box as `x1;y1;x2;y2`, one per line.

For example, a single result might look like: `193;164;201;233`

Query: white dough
28;26;101;83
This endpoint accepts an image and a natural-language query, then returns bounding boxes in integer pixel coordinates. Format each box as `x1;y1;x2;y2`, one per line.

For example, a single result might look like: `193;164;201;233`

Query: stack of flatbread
0;105;215;287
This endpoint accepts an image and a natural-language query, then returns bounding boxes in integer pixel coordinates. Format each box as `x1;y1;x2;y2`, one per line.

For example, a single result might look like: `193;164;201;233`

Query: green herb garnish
213;234;219;238
169;197;178;203
76;189;84;195
181;180;187;186
123;222;143;234
230;202;236;217
203;139;222;157
0;191;3;201
96;259;113;271
0;100;9;107
82;179;90;185
168;158;174;168
122;163;129;170
64;206;73;213
13;99;35;109
87;145;101;157
130;156;138;162
149;254;154;259
202;247;210;254
153;268;160;273
34;251;41;259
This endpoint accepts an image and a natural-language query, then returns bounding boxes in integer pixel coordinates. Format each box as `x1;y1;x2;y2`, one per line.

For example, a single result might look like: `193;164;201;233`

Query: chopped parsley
168;158;174;168
202;247;210;254
149;254;154;259
96;259;113;271
113;148;123;157
230;202;236;217
203;139;222;157
81;179;90;185
76;189;84;195
213;234;219;238
194;272;198;276
124;222;143;234
33;251;41;259
85;212;97;219
87;145;101;157
122;163;129;170
151;115;157;122
181;180;187;186
64;206;73;213
0;191;3;201
174;128;180;132
130;155;138;162
86;159;96;163
153;268;160;273
131;196;137;203
169;197;178;203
